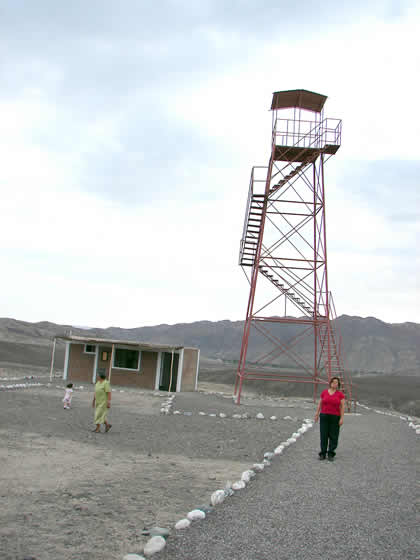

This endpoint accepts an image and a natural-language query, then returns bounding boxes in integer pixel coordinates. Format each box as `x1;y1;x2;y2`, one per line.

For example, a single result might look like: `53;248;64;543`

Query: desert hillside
0;315;419;375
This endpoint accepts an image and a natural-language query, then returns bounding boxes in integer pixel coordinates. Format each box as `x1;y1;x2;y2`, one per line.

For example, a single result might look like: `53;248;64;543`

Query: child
63;383;73;409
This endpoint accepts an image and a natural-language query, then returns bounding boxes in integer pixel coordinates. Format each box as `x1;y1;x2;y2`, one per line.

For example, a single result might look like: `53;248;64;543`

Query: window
113;348;140;370
84;344;96;354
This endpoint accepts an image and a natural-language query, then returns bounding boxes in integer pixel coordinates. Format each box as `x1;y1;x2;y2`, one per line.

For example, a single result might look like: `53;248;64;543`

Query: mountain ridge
0;315;419;376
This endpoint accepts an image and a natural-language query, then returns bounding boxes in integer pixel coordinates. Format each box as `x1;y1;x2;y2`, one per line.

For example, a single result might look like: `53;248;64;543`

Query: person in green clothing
92;373;112;433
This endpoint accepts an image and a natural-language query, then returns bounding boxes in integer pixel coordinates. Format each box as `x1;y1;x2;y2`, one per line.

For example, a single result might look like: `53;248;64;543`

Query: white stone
256;413;264;419
232;414;242;419
123;555;146;560
283;415;292;420
252;463;265;472
282;441;291;447
416;428;420;435
292;432;300;438
173;410;181;415
264;452;275;459
219;413;227;418
232;480;246;490
175;518;191;530
143;535;166;556
274;445;284;455
270;416;277;420
187;509;206;521
287;437;297;443
241;469;255;482
209;413;216;417
211;489;225;506
198;411;206;416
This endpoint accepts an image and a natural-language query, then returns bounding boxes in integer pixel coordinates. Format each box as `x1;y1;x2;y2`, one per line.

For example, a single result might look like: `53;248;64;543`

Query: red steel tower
234;89;352;406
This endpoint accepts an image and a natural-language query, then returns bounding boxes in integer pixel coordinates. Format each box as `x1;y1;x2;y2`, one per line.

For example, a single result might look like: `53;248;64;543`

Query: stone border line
357;401;420;435
170;410;300;422
0;382;43;391
123;416;314;558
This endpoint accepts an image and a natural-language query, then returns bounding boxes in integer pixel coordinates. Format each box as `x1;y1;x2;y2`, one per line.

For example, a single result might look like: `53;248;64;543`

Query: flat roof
54;334;197;352
271;89;327;113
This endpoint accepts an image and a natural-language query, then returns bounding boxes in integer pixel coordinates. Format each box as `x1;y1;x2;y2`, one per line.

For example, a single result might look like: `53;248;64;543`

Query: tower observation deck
235;89;352;408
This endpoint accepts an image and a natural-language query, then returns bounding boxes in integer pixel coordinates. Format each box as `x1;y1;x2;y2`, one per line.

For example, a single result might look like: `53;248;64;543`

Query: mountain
0;315;419;376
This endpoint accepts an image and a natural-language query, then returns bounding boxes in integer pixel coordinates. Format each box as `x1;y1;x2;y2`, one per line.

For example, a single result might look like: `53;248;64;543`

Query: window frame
112;346;141;372
84;344;96;355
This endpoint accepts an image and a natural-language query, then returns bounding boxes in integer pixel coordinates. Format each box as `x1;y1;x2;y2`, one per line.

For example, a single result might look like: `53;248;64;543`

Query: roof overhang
54;334;195;352
271;89;327;113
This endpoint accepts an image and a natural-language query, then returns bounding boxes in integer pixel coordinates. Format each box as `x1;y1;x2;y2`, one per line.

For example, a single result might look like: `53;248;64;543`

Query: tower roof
271;89;327;113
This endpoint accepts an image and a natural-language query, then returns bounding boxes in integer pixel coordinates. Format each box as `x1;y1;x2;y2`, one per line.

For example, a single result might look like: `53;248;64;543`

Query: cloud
0;1;418;327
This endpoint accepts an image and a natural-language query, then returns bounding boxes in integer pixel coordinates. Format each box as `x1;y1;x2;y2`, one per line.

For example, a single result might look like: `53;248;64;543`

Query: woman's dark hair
99;373;107;380
329;376;341;389
66;383;73;388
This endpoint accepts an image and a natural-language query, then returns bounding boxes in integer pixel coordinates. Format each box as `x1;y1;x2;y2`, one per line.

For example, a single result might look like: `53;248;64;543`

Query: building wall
68;344;95;382
67;342;197;392
110;350;157;389
181;348;199;391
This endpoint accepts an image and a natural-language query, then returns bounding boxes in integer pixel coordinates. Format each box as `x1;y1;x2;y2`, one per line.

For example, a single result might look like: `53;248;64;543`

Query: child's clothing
63;388;73;409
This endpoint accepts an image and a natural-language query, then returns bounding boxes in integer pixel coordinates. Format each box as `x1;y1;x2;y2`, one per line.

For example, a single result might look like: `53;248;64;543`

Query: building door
160;352;179;391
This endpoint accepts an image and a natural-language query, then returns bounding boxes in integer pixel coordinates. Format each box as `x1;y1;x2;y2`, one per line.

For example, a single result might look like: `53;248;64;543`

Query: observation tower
234;89;352;406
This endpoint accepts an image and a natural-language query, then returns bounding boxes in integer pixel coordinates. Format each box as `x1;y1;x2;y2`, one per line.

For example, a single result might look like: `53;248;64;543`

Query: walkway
160;409;419;560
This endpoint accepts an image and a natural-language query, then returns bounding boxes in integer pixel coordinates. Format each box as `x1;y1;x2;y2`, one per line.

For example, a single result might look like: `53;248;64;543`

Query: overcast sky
0;1;418;328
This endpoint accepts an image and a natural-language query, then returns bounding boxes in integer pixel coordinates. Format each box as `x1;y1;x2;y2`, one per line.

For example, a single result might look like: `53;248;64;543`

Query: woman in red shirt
314;377;345;461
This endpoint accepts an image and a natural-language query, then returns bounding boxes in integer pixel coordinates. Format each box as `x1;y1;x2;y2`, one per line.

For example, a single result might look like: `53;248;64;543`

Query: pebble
123;555;145;560
143;535;166;556
148;527;170;538
256;413;264;419
196;504;213;513
210;490;225;505
175;518;191;530
187;509;206;521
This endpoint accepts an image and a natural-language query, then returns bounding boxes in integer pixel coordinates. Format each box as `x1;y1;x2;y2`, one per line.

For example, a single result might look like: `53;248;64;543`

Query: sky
0;0;419;328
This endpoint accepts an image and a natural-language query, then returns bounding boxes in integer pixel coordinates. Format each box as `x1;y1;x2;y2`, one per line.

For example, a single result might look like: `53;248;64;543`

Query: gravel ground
160;409;419;560
0;379;315;560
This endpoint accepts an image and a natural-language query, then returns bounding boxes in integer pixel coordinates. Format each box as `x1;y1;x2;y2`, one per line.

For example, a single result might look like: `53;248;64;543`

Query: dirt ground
0;371;317;560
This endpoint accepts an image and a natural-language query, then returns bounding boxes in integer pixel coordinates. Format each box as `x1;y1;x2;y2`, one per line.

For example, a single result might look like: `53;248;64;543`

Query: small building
50;335;200;392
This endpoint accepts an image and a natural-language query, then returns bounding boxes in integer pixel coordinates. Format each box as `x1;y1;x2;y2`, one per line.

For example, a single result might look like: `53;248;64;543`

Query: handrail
239;166;267;265
273;117;341;150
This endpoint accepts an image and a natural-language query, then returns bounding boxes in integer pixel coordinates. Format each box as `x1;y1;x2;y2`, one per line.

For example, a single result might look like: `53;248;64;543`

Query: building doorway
159;352;179;391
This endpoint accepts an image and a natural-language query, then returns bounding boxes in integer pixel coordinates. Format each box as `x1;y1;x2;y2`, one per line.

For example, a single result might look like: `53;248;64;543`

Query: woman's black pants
319;413;340;457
